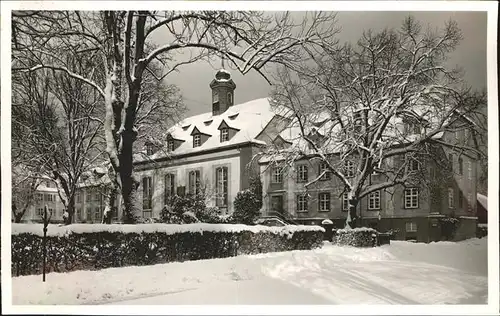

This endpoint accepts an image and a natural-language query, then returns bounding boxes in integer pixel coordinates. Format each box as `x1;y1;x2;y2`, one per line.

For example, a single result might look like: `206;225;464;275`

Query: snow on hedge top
336;227;376;233
11;223;324;237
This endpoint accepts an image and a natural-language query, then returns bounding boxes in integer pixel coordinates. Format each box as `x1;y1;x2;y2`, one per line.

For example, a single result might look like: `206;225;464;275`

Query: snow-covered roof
259;101;448;164
477;193;487;210
136;98;277;162
77;165;112;188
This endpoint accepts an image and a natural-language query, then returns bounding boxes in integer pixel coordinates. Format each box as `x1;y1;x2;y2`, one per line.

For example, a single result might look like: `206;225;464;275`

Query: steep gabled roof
190;126;212;137
135;98;277;161
218;119;240;131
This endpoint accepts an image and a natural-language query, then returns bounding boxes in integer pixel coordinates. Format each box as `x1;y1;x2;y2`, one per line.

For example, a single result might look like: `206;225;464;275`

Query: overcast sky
154;11;487;118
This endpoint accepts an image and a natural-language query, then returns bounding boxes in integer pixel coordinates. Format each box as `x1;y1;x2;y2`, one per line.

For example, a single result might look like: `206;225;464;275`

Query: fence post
42;205;52;282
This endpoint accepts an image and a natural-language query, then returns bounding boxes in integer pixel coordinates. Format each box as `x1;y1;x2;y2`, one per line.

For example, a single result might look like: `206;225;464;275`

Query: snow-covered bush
160;194;206;224
439;217;460;241
11;223;324;276
160;195;231;224
476;225;487;238
232;176;263;225
233;190;261;225
333;227;378;247
197;207;234;224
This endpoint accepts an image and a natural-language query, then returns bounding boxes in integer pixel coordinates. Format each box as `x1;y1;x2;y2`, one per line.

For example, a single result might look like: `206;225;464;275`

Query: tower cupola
210;67;236;116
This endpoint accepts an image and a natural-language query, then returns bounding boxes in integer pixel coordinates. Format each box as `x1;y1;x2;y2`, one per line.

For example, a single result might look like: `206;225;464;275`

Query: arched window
227;92;233;105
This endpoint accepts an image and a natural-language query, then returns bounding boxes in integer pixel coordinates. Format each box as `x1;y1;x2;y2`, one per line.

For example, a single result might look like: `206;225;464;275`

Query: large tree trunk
102;180;119;224
119;129;141;223
65;195;75;225
12;203;25;223
345;198;359;229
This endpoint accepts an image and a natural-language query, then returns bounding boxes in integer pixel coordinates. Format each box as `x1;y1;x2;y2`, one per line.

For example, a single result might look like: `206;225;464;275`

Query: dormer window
193;134;201;148
167;140;175;152
220;128;229;142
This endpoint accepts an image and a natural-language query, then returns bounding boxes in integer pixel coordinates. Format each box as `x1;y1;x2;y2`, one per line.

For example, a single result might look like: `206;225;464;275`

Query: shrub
439;217;460;240
197;207;234;224
477;225;487;238
333;227;377;247
160;195;232;224
232;176;263;225
233;190;261;225
11;223;325;276
160;194;206;224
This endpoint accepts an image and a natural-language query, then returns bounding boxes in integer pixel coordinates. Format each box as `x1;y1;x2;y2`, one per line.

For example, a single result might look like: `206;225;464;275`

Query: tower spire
221;54;225;69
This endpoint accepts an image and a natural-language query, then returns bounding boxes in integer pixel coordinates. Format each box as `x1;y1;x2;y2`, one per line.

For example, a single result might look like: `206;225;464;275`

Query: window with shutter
215;167;228;207
164;173;175;204
189;170;201;195
142;176;152;210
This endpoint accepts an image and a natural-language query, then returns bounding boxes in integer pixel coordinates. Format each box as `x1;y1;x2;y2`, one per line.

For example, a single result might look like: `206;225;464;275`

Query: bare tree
12;66;105;224
12;10;339;223
269;16;486;228
12;165;42;223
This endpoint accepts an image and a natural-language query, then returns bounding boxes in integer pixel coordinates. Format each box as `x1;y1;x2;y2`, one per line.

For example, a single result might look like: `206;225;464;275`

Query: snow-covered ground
12;238;488;305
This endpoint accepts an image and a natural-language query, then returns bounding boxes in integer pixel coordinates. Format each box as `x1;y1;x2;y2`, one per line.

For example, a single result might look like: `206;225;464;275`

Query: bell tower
210;59;236;116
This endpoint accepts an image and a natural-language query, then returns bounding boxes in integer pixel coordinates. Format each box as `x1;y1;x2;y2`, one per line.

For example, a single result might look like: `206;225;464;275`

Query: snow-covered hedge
476;224;487;238
333;227;377;247
11;223;324;276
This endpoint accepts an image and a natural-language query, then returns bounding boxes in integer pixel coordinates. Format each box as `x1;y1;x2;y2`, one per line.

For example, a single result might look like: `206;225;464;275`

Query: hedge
11;223;324;277
332;227;378;247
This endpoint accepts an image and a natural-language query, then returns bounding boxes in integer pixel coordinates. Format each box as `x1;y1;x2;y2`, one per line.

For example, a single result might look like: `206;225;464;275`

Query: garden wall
11;223;324;277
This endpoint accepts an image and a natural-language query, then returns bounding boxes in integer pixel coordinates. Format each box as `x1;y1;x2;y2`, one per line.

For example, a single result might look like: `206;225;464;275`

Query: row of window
273;159;420;184
141;167;229;212
291;188;419;212
192;128;230;148
273;154;472;185
273;162;346;184
296;191;381;212
74;207;118;222
145;127;231;154
36;193;57;202
36;208;55;217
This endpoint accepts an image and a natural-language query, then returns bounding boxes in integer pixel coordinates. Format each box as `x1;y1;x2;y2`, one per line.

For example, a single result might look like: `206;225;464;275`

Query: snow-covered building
22;68;481;243
23;177;66;223
258;103;480;242
131;69;289;218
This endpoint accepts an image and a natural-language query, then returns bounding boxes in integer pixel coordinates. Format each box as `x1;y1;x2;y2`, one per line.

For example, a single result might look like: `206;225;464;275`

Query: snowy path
11;238;488;305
